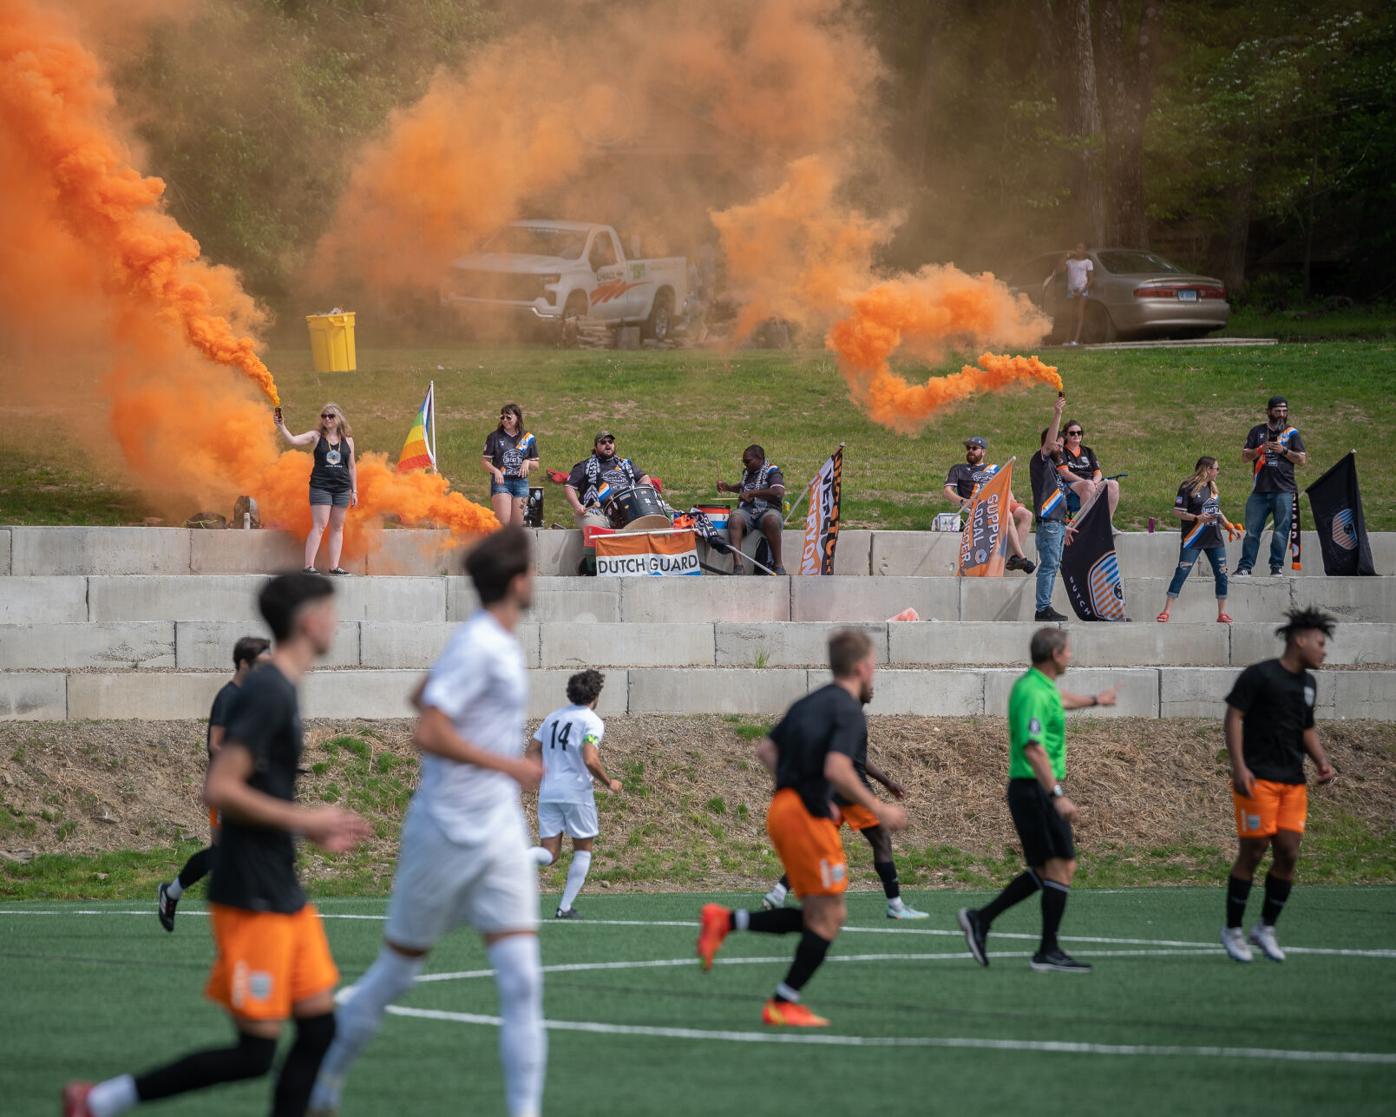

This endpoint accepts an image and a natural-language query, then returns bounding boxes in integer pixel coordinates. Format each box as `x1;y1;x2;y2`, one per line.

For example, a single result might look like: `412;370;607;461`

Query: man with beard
564;431;652;533
697;629;908;1028
943;435;1035;574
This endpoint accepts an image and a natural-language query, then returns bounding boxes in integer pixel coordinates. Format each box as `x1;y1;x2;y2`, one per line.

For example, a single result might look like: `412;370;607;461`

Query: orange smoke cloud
826;268;1057;433
312;0;879;294
0;0;495;547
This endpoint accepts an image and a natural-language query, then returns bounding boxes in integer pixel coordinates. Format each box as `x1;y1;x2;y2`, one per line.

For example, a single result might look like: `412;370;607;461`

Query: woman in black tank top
275;402;357;574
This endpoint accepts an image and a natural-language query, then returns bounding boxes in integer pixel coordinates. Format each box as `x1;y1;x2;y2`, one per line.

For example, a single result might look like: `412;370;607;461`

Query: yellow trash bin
305;311;357;372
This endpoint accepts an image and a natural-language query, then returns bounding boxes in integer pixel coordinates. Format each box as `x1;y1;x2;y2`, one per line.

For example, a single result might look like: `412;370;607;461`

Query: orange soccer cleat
696;903;731;970
62;1083;94;1117
762;999;830;1028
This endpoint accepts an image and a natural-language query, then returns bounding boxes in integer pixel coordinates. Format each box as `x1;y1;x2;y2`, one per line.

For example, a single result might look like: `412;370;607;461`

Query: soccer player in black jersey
65;574;371;1117
1221;608;1335;963
158;635;270;932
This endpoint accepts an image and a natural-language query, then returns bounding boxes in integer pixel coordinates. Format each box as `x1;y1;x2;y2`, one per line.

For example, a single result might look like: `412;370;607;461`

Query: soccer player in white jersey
308;527;546;1117
527;670;623;918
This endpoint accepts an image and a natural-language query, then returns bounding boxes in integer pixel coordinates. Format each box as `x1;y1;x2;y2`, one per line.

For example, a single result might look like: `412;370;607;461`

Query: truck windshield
1096;251;1185;275
485;226;589;258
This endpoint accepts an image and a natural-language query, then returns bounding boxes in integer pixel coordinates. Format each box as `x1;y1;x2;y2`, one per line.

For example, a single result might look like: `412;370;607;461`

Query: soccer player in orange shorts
65;574;370;1117
1221;608;1336;964
697;630;907;1027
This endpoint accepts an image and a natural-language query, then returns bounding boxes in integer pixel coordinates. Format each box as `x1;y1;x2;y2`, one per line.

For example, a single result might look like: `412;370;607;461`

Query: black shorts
1007;779;1075;866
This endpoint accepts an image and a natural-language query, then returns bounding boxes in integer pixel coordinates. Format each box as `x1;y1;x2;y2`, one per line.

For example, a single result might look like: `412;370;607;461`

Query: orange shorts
205;903;338;1021
1233;780;1307;839
767;788;848;898
837;802;880;832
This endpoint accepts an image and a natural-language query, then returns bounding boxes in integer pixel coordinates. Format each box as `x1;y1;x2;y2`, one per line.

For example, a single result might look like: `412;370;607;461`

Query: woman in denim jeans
1157;456;1235;624
481;402;538;526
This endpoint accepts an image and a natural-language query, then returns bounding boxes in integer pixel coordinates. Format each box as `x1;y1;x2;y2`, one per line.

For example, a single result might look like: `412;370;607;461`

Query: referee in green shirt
958;627;1116;973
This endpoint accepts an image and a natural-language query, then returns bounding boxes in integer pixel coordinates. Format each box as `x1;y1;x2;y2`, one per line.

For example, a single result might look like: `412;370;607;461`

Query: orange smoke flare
0;0;280;404
0;0;496;549
826;267;1058;433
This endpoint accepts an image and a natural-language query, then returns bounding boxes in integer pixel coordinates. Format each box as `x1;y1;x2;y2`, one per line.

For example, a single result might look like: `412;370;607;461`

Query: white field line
1;909;1393;959
383;1003;1396;1065
411;948;1224;985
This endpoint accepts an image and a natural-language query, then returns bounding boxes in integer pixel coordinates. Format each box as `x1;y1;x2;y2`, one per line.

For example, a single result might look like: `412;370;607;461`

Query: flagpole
428;380;437;474
784;442;843;526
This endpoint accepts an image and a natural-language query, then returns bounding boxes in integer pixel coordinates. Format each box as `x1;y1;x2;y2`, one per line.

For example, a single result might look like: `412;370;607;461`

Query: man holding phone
1237;396;1306;577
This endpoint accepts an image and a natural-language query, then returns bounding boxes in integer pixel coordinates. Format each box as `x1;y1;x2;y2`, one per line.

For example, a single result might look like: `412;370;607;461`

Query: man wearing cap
1237;397;1306;577
564;431;652;533
944;437;1036;574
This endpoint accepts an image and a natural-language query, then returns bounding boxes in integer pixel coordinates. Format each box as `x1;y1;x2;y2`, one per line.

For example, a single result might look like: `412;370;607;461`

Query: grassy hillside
3;716;1392;900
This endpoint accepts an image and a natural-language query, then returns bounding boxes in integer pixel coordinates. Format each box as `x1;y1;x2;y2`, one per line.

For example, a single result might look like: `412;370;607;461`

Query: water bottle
1147;517;1156;533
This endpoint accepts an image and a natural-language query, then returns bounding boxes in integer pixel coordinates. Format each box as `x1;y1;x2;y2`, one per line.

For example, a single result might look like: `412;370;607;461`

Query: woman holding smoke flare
1157;455;1241;624
481;401;538;527
275;402;357;575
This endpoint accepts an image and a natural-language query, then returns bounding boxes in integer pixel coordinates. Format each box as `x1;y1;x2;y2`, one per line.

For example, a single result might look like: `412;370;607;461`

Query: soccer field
4;888;1393;1116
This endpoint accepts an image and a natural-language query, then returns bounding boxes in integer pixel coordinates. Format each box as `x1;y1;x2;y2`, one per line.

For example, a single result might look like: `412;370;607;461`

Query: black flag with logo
1061;496;1127;621
1305;452;1376;576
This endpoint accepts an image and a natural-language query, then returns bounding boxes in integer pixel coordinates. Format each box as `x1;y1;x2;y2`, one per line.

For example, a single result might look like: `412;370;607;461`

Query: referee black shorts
1007;778;1076;867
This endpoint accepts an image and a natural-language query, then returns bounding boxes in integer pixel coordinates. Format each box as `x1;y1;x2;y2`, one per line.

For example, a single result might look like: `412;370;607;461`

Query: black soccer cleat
1029;949;1092;974
555;906;582;920
157;883;177;933
957;908;989;967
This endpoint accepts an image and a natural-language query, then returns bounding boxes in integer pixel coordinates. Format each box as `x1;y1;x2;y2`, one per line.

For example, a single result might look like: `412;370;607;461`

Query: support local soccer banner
595;529;701;577
800;446;843;576
957;458;1015;577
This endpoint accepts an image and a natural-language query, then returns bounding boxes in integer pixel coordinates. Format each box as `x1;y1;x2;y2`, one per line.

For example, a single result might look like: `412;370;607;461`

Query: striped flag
397;383;436;472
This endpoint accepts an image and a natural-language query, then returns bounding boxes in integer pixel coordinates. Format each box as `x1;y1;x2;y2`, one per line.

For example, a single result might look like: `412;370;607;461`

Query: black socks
733;907;804;934
177;847;212;891
776;930;832;1002
272;1012;336;1117
134;1031;277;1101
873;859;900;901
1226;874;1253;929
1261;873;1292;927
1040;880;1069;954
980;870;1041;926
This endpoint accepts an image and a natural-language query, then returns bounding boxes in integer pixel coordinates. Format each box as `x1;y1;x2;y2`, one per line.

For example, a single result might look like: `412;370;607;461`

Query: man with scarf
564;431;652;533
1237;397;1306;578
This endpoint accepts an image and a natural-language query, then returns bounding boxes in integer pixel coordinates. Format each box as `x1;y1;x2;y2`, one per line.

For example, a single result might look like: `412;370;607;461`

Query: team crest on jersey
1029;717;1042;735
1304;685;1315;707
1331;508;1357;551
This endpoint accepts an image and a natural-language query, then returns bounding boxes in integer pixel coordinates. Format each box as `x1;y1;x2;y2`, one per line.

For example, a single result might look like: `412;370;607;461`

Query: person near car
1237;396;1306;578
482;403;538;528
1048;243;1093;346
1030;395;1070;622
942;437;1034;574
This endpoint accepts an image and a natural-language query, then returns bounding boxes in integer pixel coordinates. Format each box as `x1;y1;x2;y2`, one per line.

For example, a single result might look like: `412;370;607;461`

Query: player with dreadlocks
1220;607;1337;963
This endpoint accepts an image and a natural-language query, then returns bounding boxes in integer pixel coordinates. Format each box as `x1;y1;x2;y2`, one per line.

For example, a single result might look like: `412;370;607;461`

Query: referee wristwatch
1051;783;1065;799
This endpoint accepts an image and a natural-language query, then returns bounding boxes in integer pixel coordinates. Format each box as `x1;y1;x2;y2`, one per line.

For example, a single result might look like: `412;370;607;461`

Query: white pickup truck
442;220;688;341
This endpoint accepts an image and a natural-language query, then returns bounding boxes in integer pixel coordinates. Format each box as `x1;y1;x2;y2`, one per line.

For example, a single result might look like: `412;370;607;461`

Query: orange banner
957;459;1014;578
594;529;701;576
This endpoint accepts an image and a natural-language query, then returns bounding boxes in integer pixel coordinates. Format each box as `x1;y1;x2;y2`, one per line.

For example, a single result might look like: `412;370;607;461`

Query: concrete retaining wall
7;525;1388;579
16;665;1390;721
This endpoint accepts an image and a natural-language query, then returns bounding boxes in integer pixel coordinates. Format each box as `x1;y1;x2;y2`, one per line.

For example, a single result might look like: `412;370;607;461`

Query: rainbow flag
397;382;436;473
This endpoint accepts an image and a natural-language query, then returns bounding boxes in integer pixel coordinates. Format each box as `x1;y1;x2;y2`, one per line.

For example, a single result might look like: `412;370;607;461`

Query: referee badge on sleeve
1029;717;1042;735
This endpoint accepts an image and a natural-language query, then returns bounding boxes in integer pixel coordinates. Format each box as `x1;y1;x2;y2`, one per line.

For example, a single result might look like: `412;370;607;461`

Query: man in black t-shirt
1030;395;1071;621
696;630;907;1028
1220;608;1335;965
943;436;1035;574
1237;395;1307;577
564;430;651;534
158;636;270;933
67;574;370;1117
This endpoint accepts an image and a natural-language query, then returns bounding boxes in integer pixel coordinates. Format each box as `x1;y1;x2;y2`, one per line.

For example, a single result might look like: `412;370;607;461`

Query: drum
696;504;731;532
605;484;671;532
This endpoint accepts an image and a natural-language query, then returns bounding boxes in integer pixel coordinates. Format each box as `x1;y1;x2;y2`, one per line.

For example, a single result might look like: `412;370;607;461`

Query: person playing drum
564;431;652;533
718;444;787;575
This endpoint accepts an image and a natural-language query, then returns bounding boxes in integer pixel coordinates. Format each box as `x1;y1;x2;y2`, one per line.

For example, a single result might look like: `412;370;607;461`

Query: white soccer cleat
761;885;788;911
887;901;929;920
1221;926;1253;963
1249;923;1286;963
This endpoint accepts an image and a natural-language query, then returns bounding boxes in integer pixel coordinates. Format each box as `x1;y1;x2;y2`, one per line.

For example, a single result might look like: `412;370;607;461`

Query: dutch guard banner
800;445;843;576
957;458;1015;577
1305;452;1376;576
1061;496;1127;621
595;529;701;577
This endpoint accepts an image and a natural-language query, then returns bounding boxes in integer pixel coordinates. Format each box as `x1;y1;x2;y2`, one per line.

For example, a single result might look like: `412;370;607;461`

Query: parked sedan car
1006;248;1230;342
